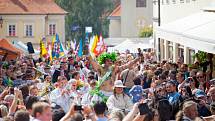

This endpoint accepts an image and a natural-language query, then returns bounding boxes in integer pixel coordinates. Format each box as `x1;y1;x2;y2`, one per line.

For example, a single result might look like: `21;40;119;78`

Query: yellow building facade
0;0;66;48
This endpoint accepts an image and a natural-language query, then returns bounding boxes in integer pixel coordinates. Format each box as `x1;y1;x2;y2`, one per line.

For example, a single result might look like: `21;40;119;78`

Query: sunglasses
197;76;204;79
156;90;162;93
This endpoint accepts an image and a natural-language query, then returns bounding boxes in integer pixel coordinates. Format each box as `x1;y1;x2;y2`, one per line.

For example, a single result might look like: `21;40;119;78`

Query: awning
107;38;153;53
0;39;23;60
12;40;40;55
157;11;215;53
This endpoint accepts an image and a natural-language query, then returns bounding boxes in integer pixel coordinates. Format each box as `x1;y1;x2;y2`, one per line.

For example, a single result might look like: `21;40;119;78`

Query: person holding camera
123;100;157;121
106;80;133;114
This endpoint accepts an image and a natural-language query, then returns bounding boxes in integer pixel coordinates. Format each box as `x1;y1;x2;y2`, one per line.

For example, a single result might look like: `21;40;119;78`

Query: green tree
55;0;113;42
138;26;153;38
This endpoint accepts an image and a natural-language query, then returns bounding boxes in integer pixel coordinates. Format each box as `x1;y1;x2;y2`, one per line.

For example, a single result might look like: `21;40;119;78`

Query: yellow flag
40;38;48;57
91;35;99;55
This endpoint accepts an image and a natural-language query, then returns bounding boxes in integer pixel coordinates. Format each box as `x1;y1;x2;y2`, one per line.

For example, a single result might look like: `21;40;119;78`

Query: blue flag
78;39;83;57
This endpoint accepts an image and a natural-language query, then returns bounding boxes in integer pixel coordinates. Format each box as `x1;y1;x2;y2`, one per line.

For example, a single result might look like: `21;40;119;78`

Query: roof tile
109;5;121;17
0;0;67;15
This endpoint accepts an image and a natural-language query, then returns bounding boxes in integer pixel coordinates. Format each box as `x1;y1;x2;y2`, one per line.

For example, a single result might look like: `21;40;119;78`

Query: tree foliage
139;26;153;38
55;0;113;41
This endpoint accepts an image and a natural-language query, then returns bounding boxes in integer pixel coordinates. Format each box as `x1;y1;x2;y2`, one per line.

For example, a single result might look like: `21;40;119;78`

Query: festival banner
78;39;83;57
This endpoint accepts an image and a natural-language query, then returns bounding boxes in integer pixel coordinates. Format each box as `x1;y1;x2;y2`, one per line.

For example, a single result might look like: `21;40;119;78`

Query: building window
186;0;190;3
172;0;176;4
136;0;147;7
180;0;184;3
25;24;33;37
178;44;184;62
162;0;165;5
166;0;169;4
8;24;16;36
168;41;173;61
189;49;195;64
49;23;56;36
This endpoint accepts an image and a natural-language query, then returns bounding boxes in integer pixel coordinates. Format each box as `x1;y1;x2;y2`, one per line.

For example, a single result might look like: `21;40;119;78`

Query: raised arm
123;103;139;121
88;56;101;72
117;57;141;73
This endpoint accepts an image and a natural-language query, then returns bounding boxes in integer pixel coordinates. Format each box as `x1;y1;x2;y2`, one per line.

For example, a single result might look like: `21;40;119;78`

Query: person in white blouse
81;79;98;105
106;80;133;114
50;76;71;112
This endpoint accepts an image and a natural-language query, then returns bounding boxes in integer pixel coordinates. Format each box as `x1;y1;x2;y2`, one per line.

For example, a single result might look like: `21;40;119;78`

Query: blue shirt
129;85;143;103
167;92;181;104
13;79;34;87
97;117;108;121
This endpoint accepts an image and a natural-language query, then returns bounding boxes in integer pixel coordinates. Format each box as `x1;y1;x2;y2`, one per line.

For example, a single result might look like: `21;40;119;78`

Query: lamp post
0;16;3;28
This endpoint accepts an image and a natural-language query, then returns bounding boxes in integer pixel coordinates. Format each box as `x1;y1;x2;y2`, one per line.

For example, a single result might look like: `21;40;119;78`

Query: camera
138;103;150;115
74;105;83;111
185;77;193;83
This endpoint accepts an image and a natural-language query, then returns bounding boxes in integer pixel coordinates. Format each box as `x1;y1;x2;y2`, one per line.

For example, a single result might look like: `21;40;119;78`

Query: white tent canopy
157;11;215;54
107;39;153;53
13;40;40;55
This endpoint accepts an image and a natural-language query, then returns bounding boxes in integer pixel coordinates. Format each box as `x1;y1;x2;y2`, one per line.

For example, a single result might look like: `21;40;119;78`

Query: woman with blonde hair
176;101;198;121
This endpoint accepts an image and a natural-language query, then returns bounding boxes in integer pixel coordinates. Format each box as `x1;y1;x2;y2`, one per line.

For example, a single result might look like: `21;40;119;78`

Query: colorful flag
75;40;80;55
89;36;94;51
52;35;60;59
55;34;65;57
70;40;75;50
78;39;83;57
51;34;66;59
95;34;105;56
89;34;106;56
40;37;48;58
47;42;52;61
91;35;99;55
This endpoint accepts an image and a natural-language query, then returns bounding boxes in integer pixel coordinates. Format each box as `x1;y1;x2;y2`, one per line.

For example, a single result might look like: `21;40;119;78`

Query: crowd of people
0;48;215;121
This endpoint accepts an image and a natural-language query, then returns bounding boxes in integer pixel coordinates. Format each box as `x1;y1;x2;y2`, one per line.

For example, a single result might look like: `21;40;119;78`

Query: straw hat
113;80;126;88
16;71;24;77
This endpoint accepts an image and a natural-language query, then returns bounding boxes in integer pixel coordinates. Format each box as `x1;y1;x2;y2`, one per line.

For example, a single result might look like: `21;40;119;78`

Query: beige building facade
108;0;153;38
0;0;66;48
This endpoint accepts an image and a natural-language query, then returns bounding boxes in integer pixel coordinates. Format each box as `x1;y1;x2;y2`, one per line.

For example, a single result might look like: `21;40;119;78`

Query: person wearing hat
44;65;51;75
106;80;133;114
194;89;211;117
13;70;24;87
89;52;141;97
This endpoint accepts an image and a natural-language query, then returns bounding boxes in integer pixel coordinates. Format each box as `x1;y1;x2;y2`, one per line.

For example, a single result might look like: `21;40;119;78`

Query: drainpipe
158;0;161;61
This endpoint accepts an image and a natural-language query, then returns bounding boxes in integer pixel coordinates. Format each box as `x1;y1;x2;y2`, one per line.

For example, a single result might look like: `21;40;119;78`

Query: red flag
94;34;105;56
